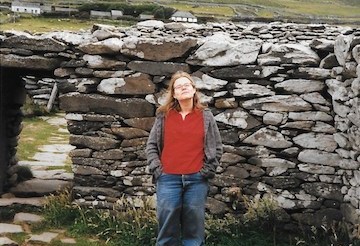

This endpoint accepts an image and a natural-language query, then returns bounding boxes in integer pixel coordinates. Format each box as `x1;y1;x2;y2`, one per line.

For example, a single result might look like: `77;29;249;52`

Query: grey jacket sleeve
145;115;163;181
201;110;223;179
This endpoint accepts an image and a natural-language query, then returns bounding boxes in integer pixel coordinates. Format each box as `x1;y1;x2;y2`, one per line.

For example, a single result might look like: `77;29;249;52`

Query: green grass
0;16;135;32
17;115;69;160
167;3;235;17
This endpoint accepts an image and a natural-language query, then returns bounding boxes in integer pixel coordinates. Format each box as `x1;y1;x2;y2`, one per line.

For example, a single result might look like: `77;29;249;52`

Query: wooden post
46;82;58;112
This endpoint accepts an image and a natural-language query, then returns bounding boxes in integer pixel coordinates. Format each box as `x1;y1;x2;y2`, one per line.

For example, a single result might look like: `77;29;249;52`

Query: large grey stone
275;79;325;94
258;43;320;65
59;93;154;118
187;33;262;66
242;95;312;112
0;54;61;70
97;73;155;95
128;61;190;75
0;224;23;234
79;37;123;54
9;179;72;197
1;35;67;52
293;133;337;152
243;127;293;149
214;109;261;129
298;149;341;166
121;36;197;61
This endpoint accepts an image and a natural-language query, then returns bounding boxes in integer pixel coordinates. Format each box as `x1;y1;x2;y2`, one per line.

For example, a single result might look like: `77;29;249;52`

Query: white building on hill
11;1;41;15
170;11;197;23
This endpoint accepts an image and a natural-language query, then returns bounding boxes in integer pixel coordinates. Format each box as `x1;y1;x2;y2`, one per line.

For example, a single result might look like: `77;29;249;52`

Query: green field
0;0;359;32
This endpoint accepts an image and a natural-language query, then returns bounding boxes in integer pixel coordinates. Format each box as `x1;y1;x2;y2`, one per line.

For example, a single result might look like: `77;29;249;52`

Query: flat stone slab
40;116;67;126
60;238;76;244
0;197;45;207
9;179;72;196
32;170;73;180
32;152;68;165
13;213;44;224
28;232;59;244
18;160;65;167
38;144;75;153
0;237;18;246
0;224;23;234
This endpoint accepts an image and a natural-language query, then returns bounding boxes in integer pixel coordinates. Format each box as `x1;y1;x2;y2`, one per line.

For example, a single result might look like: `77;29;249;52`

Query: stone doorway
0;66;64;194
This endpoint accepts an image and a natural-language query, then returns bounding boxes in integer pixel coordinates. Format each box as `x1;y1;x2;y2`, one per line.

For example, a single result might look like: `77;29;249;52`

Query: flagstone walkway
0;113;79;245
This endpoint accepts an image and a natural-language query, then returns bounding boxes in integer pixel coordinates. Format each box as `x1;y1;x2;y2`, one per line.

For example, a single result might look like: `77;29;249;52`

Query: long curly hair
157;71;206;114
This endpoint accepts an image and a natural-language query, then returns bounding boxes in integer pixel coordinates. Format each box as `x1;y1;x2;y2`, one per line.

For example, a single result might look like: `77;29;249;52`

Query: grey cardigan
146;108;223;181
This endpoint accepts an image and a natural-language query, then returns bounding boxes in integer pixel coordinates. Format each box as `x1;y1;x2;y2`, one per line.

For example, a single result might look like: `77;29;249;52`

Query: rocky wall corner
0;21;359;235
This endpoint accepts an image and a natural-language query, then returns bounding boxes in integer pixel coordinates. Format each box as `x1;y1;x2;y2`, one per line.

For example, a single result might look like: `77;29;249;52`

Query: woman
146;71;223;246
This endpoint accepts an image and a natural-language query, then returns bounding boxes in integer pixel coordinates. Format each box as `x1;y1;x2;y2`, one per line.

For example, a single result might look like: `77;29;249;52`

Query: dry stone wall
1;21;360;234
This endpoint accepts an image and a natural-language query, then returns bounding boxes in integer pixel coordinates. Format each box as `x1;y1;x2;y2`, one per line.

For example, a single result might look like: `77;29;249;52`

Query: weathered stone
288;111;332;121
123;117;155;132
243;127;293;148
302;183;343;201
352;44;360;63
83;54;126;69
320;54;340;69
258;43;320;65
54;67;75;78
298;149;341;167
300;92;330;105
291;67;331;80
242;95;312;112
309;38;334;51
298;163;335;174
275;79;325;94
0;223;23;234
121;36;197;61
92;149;124;160
312;122;336;133
193;74;228;90
0;54;61;70
1;35;67;52
220;153;245;164
211;65;283;79
73;165;106;175
79;37;123;54
121;137;147;148
248;157;296;168
60;93;154;117
28;232;59;244
263;177;301;189
334;34;353;66
70;135;119;150
223;166;250;179
281;121;314;131
214;109;261;129
187;33;262;66
128;61;190;75
13;212;44;224
293;133;337;152
9;179;72;196
232;83;275;98
110;126;149;139
263;112;283;125
97;73;155;95
0;237;18;246
206;197;228;215
44;31;96;46
214;98;238;109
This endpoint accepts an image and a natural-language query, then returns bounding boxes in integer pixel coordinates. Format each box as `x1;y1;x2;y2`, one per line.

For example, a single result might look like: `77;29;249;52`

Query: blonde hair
157;71;206;114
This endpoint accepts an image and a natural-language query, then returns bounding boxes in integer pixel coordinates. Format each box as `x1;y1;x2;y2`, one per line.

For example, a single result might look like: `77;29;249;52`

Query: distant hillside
1;0;359;24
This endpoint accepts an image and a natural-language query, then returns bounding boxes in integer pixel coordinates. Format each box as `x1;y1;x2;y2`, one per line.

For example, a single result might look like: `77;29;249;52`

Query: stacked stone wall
0;21;359;234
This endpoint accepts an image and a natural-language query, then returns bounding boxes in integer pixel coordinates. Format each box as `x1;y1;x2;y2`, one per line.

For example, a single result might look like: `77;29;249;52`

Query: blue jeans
156;172;208;246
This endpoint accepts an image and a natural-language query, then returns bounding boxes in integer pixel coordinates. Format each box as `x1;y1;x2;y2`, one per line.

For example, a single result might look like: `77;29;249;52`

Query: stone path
0;113;79;245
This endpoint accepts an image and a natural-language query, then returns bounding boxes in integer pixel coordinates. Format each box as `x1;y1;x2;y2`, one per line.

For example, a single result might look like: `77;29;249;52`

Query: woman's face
173;77;196;102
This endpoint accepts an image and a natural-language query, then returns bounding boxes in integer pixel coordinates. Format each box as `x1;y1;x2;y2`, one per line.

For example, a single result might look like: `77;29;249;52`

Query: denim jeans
156;172;208;246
